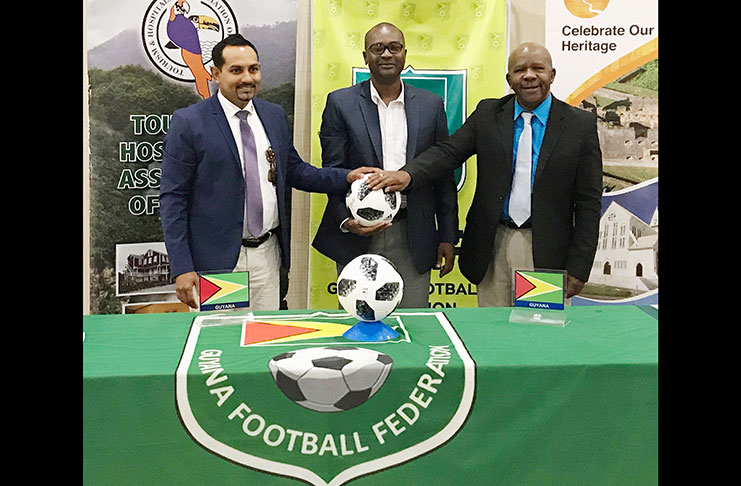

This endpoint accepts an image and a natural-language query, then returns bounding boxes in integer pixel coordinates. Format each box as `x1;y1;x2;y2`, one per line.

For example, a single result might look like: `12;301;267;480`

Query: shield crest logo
175;311;475;486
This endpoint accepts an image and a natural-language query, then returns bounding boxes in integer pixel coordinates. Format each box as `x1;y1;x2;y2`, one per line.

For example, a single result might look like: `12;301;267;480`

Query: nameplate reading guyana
175;311;476;486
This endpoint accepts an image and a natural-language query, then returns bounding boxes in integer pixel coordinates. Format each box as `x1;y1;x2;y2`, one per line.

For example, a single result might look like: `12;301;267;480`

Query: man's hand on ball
342;218;392;236
365;170;411;192
347;166;382;183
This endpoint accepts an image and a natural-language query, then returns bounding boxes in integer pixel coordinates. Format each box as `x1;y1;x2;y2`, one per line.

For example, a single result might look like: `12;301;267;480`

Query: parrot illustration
166;0;212;99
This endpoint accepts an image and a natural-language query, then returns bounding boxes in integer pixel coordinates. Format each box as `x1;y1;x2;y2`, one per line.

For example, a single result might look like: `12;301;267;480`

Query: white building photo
588;201;658;293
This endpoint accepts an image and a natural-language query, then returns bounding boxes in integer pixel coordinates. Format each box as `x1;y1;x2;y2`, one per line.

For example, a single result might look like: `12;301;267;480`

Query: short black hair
212;33;259;68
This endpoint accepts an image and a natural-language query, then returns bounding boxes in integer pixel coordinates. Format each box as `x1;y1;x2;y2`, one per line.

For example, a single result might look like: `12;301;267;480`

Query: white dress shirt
369;80;408;171
341;80;409;232
217;91;279;238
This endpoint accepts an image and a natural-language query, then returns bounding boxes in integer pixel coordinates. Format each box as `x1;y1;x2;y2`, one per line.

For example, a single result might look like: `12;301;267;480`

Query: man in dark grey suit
312;22;459;308
368;42;603;306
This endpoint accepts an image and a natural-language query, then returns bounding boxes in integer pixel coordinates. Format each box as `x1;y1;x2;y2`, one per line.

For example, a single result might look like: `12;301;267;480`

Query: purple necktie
236;110;263;237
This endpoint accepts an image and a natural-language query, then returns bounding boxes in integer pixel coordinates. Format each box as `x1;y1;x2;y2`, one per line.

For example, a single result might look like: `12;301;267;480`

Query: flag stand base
508;308;568;326
343;321;399;341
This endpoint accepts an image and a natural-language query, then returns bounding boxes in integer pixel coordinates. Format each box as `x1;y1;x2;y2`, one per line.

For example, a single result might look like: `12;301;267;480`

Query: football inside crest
268;346;393;413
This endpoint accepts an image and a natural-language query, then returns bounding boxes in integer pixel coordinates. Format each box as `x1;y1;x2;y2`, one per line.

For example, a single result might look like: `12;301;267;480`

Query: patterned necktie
509;112;533;227
236;110;263;237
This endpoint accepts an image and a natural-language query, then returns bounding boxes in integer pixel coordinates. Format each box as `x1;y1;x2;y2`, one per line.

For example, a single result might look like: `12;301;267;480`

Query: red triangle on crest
242;321;318;345
514;272;536;299
199;276;222;304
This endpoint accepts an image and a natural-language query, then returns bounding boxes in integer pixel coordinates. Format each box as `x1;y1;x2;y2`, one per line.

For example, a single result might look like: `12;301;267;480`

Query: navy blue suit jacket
311;80;458;274
160;94;350;278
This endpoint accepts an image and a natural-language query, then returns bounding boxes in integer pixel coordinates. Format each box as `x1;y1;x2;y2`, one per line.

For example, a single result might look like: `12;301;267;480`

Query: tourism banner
545;0;658;306
85;0;299;314
309;0;509;310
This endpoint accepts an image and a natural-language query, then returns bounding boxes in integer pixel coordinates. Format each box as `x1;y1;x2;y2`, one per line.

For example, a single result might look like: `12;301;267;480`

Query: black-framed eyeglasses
366;42;404;55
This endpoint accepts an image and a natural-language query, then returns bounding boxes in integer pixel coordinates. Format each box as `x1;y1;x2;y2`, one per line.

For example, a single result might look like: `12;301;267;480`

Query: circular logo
142;0;238;82
563;0;610;19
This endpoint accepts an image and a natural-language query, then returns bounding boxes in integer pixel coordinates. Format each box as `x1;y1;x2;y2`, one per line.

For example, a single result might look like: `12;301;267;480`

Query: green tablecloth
83;305;658;485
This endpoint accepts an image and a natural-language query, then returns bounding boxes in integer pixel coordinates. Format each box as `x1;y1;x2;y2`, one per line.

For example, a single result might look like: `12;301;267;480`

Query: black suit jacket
404;94;602;284
312;81;459;273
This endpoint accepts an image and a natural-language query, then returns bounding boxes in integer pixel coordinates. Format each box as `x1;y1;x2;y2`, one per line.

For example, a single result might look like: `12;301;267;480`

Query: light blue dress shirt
502;94;553;221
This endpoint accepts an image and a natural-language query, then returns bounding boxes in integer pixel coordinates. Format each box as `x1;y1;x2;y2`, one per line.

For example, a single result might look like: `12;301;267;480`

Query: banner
545;0;658;306
309;0;509;310
85;0;299;313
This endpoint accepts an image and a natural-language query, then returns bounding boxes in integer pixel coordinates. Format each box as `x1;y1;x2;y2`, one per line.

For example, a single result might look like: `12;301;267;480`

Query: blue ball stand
343;321;399;342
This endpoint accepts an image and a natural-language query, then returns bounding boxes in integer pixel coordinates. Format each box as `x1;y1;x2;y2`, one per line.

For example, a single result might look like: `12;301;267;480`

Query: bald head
506;42;556;110
364;22;405;48
507;42;552;71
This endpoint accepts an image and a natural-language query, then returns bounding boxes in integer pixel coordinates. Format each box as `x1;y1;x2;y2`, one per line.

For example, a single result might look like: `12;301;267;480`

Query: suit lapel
253;98;278;150
210;95;242;175
359;81;383;167
496;96;515;168
404;87;418;161
534;97;566;184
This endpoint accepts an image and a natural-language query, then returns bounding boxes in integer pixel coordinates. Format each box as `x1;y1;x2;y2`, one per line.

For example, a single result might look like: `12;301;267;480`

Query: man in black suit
368;42;602;306
312;22;459;308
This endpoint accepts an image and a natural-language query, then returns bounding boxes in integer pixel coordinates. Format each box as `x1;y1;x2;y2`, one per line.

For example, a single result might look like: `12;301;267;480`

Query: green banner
309;0;508;310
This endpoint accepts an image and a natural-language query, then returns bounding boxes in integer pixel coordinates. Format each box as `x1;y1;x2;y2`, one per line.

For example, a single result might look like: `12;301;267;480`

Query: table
83;305;657;485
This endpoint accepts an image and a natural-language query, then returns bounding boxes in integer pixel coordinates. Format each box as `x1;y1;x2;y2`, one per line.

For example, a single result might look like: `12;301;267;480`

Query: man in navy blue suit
160;34;378;310
312;23;459;308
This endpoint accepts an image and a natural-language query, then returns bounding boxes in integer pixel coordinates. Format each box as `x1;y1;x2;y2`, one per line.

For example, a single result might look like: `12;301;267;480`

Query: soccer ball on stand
346;174;401;226
337;254;404;341
268;346;393;413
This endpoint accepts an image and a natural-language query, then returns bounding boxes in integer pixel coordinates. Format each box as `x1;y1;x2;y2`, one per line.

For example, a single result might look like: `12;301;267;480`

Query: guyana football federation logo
175;311;475;485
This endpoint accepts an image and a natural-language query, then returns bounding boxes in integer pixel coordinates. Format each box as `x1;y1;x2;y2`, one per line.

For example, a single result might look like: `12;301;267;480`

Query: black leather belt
242;228;277;248
499;219;532;229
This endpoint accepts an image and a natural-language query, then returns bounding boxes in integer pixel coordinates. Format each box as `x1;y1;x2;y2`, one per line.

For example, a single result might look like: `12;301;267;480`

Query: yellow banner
309;0;508;310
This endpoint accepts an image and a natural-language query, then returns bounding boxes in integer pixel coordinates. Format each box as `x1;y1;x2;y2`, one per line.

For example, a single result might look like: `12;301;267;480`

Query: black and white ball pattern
346;175;401;226
268;346;393;413
337;254;404;322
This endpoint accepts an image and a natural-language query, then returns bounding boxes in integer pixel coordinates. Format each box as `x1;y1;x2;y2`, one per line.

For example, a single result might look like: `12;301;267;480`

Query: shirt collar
369;79;405;107
218;90;255;118
514;93;552;124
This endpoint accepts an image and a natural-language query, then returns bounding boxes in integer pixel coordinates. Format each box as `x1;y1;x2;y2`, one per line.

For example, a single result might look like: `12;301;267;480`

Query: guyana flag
513;270;565;310
199;272;249;311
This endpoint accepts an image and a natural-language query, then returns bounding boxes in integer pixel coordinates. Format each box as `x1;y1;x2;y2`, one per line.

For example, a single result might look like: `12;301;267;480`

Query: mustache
237;83;257;89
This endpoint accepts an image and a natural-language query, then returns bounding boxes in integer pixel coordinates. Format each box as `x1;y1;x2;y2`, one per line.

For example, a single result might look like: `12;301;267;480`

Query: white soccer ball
346;175;401;226
337;254;404;322
268;346;393;413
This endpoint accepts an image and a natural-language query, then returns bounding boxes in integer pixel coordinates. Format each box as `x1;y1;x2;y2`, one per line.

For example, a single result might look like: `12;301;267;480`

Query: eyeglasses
366;42;404;55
